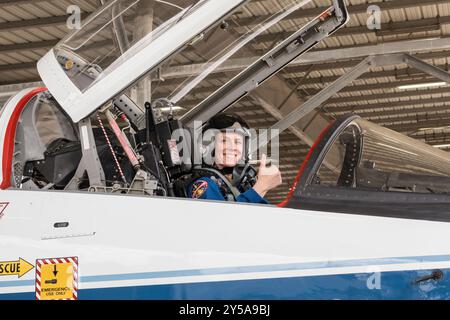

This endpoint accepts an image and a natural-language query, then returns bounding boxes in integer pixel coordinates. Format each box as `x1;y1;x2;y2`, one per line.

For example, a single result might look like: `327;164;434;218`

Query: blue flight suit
187;176;268;204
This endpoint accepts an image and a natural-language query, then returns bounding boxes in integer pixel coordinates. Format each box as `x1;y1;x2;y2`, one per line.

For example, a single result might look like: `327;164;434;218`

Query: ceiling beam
251;16;450;46
161;37;450;79
0;62;35;72
376;112;450;127
386;117;450;133
247;104;450;124
334;102;450;117
238;0;450;27
0;77;41;87
0;40;59;54
153;47;450;93
159;56;441;90
324;87;450;106
150;54;450;96
0;81;43;97
4;38;450;80
158;76;450;99
287;65;446;87
0;0;47;7
217;114;450;137
411;131;450;140
0;13;91;32
0;0;440;31
284;49;450;75
234;98;450;120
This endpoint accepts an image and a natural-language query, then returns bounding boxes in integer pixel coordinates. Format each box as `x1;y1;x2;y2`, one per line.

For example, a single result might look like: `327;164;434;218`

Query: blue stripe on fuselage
2;268;449;300
2;254;450;289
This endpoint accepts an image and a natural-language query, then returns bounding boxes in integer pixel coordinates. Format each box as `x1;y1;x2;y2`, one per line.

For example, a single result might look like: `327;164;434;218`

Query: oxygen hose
105;110;141;169
96;113;128;185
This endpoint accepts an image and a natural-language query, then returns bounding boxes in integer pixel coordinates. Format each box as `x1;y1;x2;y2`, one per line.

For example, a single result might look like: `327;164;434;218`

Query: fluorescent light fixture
433;144;450;149
419;126;450;131
157;106;184;112
397;82;447;90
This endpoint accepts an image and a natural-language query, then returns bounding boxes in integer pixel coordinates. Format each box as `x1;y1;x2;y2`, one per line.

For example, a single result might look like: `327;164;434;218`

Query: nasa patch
191;180;208;199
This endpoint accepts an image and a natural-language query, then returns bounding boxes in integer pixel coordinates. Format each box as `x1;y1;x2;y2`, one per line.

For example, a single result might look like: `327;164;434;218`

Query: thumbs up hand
253;154;282;197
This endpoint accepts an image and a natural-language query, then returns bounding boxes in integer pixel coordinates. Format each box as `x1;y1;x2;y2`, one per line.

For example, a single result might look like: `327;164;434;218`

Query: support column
131;0;155;108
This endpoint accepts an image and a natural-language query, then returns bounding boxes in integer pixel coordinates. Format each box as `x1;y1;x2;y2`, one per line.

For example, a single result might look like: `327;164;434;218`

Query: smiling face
214;131;245;169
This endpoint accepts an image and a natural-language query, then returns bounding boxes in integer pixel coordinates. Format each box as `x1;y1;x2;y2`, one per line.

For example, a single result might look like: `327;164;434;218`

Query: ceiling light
397;82;447;90
433;144;450;149
157;106;184;112
375;24;440;37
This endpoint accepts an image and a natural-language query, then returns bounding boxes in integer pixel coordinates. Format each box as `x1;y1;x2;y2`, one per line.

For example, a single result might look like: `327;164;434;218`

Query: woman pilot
187;114;282;204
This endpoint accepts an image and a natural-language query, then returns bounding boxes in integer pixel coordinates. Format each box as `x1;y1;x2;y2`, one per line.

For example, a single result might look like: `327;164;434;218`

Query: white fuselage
1;189;450;299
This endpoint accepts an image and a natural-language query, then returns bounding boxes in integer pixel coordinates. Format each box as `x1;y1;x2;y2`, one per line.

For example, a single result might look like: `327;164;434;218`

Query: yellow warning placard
36;257;78;300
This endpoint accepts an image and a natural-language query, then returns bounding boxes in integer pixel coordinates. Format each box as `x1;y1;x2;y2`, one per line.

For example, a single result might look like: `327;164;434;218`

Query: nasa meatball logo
0;202;9;219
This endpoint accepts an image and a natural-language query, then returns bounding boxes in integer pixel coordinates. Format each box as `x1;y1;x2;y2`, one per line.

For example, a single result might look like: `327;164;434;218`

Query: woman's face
214;132;244;168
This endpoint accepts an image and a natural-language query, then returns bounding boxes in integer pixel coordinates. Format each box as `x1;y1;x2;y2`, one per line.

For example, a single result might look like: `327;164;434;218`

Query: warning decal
36;257;78;300
0;202;9;219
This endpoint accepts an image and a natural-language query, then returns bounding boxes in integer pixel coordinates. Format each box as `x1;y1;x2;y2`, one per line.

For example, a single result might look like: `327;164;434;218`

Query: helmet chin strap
215;159;249;179
219;166;234;175
212;163;234;176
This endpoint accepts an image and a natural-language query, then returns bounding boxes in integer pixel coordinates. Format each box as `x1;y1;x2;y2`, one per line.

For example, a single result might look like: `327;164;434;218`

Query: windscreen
53;0;204;92
312;117;450;194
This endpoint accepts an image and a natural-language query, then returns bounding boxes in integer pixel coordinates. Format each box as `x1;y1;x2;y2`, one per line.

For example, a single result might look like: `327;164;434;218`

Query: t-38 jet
1;0;450;300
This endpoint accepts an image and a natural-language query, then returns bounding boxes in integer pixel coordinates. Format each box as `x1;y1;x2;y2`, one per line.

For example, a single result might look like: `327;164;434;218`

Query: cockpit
6;0;450;219
0;0;347;198
21;0;449;214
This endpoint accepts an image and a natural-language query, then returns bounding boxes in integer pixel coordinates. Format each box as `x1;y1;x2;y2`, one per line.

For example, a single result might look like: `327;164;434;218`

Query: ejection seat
11;91;81;189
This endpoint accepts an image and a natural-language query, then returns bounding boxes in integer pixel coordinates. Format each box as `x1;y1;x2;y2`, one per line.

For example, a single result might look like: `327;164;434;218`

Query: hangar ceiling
1;0;450;202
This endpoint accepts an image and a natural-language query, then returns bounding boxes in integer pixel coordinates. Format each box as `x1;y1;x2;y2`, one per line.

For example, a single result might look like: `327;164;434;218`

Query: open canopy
37;0;249;122
36;0;324;123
